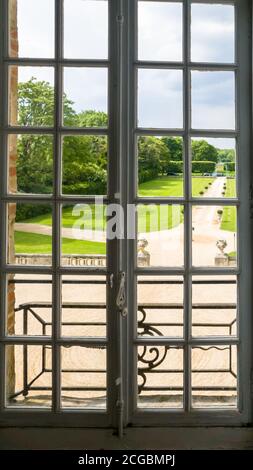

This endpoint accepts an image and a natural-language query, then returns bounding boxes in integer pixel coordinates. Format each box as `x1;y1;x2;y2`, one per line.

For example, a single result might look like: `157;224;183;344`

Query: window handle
116;272;127;317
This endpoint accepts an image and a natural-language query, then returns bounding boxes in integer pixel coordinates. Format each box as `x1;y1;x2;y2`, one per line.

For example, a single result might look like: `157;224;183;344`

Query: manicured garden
15;231;106;255
220;178;236;232
14;176;215;254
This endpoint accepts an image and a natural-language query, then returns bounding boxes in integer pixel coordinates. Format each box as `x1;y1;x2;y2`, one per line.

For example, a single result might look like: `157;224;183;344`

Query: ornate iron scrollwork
138;307;169;393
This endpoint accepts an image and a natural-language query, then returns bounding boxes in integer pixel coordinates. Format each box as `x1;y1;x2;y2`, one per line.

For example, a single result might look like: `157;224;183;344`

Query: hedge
192;161;216;174
167;160;183;174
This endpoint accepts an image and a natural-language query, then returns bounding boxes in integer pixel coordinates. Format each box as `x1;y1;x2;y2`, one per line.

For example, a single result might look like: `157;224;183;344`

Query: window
0;0;251;431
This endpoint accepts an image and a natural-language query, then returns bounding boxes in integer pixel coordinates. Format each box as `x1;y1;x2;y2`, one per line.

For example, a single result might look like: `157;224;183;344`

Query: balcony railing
9;278;237;405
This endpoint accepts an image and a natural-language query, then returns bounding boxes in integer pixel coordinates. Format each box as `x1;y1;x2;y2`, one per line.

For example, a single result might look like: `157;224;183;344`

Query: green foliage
192;161;216;174
224;162;235;172
62;135;107;195
15;204;52;222
161;137;183;161
167;160;183;174
16;78;226;217
78;110;108;127
18;78;76;127
138;136;168;183
16;134;53;194
16;80;109;219
192;140;218;163
218;148;235;163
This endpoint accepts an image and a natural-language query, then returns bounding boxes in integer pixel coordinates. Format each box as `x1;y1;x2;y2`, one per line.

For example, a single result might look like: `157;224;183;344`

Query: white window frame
0;0;252;431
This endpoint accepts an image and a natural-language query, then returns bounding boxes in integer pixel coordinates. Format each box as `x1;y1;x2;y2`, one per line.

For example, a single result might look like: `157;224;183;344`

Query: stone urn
216;239;227;255
215;239;228;266
137;239;150;267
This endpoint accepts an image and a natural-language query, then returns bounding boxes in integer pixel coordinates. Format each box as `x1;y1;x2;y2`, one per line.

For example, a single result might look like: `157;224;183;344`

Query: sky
14;0;235;149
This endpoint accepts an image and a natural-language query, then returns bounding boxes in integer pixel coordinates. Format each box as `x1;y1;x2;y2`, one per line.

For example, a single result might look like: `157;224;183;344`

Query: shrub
225;162;235;172
166;160;183;174
16;204;52;222
192;161;216;174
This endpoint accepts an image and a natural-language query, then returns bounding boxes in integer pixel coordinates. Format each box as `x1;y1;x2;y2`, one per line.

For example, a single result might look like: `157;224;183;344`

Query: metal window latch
116;271;127;317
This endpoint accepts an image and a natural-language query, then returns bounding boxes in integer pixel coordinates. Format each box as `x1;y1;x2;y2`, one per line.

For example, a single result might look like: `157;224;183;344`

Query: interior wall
6;0;18;398
0;427;253;450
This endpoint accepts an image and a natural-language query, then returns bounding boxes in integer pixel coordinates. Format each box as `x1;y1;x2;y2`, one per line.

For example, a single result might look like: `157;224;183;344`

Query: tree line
15;79;235;220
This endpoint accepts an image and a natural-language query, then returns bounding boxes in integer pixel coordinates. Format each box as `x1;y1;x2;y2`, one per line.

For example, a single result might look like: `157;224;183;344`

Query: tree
138;136;168;183
161;137;183;161
192;140;218;163
62;135;107;195
78;110;108;127
217;148;235;163
16;134;53;194
18;78;77;127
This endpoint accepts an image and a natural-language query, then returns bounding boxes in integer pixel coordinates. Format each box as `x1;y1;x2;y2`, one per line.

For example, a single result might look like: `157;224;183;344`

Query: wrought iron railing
9;277;237;403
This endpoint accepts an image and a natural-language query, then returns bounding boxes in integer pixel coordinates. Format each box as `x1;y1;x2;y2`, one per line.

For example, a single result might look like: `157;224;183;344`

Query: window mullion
183;0;192;414
51;0;64;414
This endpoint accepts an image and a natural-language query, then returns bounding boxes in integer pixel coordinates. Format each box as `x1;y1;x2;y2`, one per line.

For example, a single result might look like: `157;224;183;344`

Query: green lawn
24;177;214;233
221;178;236;232
138;176;214;197
15;231;106;255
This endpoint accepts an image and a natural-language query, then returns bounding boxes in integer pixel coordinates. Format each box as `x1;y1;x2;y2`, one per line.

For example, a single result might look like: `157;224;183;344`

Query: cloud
17;0;54;58
15;0;236;131
191;71;235;129
64;67;108;113
138;2;182;61
138;69;183;128
64;0;108;59
191;4;235;63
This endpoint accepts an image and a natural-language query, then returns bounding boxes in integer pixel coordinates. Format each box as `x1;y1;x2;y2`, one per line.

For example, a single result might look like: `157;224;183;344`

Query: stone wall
6;0;18;399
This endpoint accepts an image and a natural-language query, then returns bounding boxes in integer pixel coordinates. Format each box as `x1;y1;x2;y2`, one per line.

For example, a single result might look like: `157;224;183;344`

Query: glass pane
9;66;55;127
137;346;183;408
137;276;184;338
192;276;237;337
8;134;53;194
61;204;106;267
191;138;236;198
137;204;184;267
64;0;108;59
6;345;52;407
138;1;183;61
138;136;183;197
8;203;53;266
61;275;106;337
191;4;235;63
138;69;183;128
61;346;106;409
192;205;237;267
63;68;108;127
9;0;55;58
191;71;235;130
7;274;52;336
62;136;107;195
191;345;237;408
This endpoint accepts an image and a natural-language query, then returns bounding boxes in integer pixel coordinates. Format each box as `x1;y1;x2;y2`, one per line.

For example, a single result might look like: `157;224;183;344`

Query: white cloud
138;69;183;128
17;0;54;58
138;1;182;61
64;0;108;59
64;67;108;113
191;4;235;63
191;71;235;130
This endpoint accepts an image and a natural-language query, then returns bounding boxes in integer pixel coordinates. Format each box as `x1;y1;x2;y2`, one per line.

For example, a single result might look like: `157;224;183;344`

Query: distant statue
137;239;150;267
216;239;227;255
215;239;228;266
